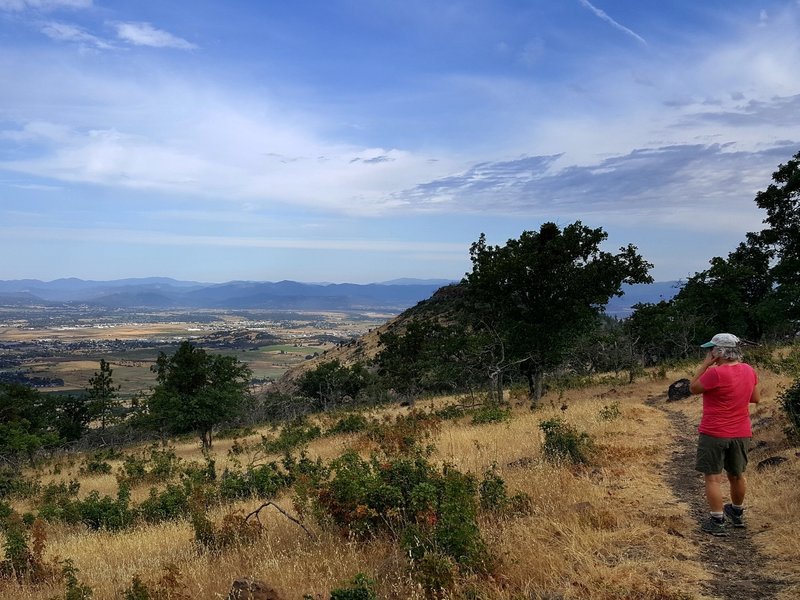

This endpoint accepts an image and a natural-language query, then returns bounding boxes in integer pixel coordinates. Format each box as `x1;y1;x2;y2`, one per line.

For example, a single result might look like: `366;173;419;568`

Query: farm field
0;306;390;397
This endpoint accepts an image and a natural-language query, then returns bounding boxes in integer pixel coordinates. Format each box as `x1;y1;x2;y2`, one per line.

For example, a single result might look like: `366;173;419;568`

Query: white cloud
114;22;196;50
578;0;647;46
0;0;90;11
0;225;466;254
40;21;113;49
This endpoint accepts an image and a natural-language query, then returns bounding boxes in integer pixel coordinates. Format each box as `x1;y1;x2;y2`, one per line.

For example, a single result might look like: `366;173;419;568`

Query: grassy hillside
2;364;797;599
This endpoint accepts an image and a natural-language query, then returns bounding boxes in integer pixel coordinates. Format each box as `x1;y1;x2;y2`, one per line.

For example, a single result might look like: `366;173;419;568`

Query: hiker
689;333;760;536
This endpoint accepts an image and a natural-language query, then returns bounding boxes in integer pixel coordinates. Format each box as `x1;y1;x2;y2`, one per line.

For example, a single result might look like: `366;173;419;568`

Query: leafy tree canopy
754;149;800;322
465;221;652;399
146;341;252;450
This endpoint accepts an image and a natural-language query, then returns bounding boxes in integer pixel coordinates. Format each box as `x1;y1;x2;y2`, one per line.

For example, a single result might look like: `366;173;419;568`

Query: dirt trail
651;396;785;600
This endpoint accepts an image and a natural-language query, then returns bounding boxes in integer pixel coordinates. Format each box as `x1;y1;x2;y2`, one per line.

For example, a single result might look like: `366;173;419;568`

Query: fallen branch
244;502;316;540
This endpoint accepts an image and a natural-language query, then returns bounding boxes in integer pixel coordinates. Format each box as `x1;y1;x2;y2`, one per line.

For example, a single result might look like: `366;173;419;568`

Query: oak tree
465;222;652;403
146;341;252;450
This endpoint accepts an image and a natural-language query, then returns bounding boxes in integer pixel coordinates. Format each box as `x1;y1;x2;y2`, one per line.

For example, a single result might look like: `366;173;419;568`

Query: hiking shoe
701;517;727;537
724;503;745;528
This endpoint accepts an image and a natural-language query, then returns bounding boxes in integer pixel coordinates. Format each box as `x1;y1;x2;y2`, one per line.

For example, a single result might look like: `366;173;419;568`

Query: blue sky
1;0;799;284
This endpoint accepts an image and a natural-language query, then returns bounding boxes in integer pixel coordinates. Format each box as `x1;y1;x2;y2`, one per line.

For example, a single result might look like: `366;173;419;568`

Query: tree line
1;343;252;472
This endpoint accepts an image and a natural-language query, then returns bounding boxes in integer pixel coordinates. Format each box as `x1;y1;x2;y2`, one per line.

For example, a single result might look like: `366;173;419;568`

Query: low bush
79;453;113;476
0;469;40;500
310;450;494;577
539;418;594;464
778;377;800;443
189;489;262;552
75;485;135;530
329;573;378;600
328;413;372;435
219;462;291;501
470;404;511;425
262;417;322;453
366;410;440;455
54;559;93;600
139;483;191;524
37;480;81;524
123;564;189;600
598;401;622;421
433;403;465;421
0;514;55;584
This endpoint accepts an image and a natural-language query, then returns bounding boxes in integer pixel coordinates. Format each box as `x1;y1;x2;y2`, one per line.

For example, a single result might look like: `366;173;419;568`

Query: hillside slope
4;367;797;599
279;282;466;383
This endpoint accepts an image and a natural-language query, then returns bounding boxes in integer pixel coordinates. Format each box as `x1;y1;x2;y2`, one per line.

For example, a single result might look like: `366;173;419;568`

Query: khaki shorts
695;434;750;476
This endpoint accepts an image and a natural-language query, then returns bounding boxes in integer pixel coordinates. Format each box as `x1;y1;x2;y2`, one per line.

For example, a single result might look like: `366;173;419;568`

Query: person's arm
750;371;761;404
689;351;717;394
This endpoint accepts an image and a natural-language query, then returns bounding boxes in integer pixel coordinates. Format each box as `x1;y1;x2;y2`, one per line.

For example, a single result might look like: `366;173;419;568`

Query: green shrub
37;480;82;524
148;448;181;479
56;559;94;600
0;468;38;500
79;454;112;476
366;410;440;456
119;447;182;486
598;401;621;421
1;512;29;578
0;516;53;583
411;552;455;597
329;573;377;600
188;489;262;552
432;468;491;574
219;462;291;501
470;404;511;425
312;450;494;575
433;404;465;421
779;378;800;442
262;418;322;453
180;457;217;486
75;485;134;530
138;484;191;524
120;454;148;483
0;500;12;524
539;418;594;464
478;464;507;510
328;413;371;435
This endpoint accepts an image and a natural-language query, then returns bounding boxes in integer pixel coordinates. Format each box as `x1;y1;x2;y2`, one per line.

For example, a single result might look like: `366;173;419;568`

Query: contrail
578;0;647;46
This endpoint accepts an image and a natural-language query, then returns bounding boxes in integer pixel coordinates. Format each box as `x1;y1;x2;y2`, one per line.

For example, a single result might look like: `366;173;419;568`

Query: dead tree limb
244;502;316;540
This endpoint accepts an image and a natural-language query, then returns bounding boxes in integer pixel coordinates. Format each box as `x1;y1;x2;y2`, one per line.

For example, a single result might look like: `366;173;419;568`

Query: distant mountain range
0;277;680;314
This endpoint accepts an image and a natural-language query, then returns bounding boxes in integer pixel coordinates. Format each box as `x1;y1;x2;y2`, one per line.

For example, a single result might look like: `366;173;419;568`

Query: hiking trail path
651;395;786;600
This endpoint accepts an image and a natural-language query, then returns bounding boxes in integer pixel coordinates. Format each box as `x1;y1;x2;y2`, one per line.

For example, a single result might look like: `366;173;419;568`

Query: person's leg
728;473;746;505
704;473;724;512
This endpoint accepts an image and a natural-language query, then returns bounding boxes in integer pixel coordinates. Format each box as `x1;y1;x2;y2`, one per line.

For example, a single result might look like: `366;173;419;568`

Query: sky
1;1;799;284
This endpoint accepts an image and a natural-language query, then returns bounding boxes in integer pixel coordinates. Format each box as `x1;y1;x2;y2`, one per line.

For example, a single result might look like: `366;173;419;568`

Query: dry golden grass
4;370;799;599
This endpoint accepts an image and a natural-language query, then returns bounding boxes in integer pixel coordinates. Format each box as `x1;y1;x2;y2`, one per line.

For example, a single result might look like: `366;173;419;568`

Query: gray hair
712;346;743;361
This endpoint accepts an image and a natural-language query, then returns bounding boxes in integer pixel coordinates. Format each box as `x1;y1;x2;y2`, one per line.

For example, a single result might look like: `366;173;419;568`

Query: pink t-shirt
698;363;758;438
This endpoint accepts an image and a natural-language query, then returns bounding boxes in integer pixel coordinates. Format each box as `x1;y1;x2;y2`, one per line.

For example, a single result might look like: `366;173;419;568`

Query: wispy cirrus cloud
390;142;794;232
0;0;90;11
40;21;112;49
578;0;647;46
0;225;466;254
114;21;196;50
